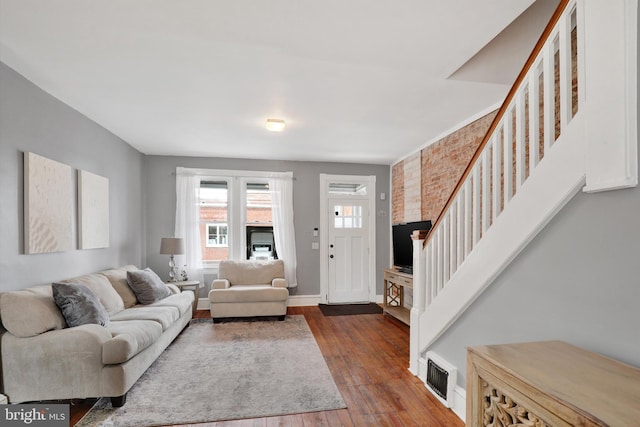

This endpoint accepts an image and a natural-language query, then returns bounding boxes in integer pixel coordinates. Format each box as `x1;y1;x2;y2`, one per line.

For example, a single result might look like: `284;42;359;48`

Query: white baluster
528;65;541;171
492;134;502;221
481;145;491;234
464;179;472;256
503;115;513;205
449;203;457;277
559;8;572;130
543;35;556;149
472;164;481;246
515;90;526;190
443;215;450;284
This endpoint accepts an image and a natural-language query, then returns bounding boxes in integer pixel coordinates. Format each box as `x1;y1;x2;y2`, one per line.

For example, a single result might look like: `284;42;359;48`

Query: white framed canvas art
78;169;110;249
24;152;74;254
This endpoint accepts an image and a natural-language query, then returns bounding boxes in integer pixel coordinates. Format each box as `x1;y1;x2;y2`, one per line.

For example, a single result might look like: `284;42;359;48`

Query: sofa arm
212;279;230;290
272;278;287;288
166;283;181;294
1;324;112;403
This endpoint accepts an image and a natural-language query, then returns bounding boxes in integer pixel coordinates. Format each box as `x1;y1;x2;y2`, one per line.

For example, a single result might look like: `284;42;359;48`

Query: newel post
409;230;428;375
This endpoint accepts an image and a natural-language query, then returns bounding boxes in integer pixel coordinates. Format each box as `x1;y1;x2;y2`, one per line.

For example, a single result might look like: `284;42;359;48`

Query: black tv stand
397;266;413;274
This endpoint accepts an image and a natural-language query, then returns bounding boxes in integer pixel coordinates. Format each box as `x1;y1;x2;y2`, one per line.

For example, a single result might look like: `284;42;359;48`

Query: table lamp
160;237;185;282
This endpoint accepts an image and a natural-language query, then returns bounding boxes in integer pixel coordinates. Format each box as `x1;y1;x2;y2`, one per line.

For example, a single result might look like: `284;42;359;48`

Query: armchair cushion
218;260;285;286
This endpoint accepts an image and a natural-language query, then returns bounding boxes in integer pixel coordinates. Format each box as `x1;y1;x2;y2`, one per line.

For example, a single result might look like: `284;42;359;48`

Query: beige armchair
208;259;289;322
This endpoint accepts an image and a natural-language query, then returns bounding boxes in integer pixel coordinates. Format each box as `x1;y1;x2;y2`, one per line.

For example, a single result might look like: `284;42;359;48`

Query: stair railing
416;0;577;315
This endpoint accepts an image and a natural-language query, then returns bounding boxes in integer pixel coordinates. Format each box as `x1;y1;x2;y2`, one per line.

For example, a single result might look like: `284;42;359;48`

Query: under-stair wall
408;0;638;420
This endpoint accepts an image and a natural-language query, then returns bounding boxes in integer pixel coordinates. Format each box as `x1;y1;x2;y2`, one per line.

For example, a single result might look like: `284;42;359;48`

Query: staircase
408;0;637;414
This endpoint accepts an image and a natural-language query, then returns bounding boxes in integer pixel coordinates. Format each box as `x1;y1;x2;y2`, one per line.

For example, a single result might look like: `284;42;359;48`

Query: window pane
333;204;363;229
201;181;229;261
246;182;275;260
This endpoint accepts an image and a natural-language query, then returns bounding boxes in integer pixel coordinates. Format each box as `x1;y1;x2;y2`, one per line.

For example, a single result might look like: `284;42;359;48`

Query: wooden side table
170;280;202;315
383;268;412;325
467;341;640;426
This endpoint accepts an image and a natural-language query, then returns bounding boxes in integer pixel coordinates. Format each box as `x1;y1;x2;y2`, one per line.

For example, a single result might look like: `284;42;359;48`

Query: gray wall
0;62;145;290
430;11;640;387
143;155;390;298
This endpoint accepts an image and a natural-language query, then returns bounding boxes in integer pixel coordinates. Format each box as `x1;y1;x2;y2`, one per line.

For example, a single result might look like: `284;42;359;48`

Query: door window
334;205;363;229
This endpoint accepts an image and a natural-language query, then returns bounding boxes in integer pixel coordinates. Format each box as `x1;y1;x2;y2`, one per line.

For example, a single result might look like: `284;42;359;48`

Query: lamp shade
160;237;185;255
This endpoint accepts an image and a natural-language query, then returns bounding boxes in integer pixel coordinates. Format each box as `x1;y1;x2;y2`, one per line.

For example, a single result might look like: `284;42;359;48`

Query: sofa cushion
103;320;163;364
109;306;179;331
147;292;194;317
100;265;139;308
127;268;171;304
0;285;66;338
209;285;289;303
218;260;285;286
60;273;124;315
52;282;110;328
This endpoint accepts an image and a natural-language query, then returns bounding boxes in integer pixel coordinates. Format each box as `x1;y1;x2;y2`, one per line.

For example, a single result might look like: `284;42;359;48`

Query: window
197;178;275;263
176;167;296;287
334;204;363;228
206;223;228;247
200;181;229;262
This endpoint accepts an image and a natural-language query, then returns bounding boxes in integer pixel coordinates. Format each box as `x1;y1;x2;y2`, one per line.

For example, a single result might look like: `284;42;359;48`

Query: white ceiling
0;0;554;165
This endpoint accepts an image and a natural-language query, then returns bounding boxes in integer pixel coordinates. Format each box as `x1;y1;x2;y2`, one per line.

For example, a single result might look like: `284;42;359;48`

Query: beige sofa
0;265;193;406
208;260;289;322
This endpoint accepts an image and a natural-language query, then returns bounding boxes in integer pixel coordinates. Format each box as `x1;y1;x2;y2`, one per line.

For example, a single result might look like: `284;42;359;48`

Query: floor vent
425;351;457;408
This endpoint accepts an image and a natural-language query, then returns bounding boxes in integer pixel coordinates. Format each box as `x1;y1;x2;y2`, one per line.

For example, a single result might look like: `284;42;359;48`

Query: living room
2;0;640;426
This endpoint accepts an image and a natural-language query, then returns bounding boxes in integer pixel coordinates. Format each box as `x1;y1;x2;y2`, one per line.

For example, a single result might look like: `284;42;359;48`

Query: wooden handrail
423;0;571;248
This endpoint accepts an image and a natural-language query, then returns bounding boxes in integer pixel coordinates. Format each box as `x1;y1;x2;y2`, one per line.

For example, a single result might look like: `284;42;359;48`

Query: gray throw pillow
52;282;110;328
126;268;171;304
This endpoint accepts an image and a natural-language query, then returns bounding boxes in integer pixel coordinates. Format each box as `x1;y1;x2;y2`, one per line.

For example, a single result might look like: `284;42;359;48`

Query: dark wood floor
70;307;464;426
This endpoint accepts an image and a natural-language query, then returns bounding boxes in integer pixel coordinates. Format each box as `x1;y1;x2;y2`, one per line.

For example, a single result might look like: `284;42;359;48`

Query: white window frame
187;168;289;269
205;223;229;247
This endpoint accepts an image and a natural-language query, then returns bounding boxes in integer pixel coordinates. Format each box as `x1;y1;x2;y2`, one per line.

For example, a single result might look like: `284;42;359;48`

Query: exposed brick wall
403;152;422;222
421;110;498;222
391;162;404;224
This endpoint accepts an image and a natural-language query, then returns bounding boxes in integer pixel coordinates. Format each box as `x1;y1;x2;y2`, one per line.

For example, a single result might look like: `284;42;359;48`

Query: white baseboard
196;298;208;310
452;385;466;421
197;294;382;310
287;295;322;306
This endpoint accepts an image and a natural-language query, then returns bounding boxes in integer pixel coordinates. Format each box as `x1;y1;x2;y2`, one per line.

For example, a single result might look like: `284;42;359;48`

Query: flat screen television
392;220;432;274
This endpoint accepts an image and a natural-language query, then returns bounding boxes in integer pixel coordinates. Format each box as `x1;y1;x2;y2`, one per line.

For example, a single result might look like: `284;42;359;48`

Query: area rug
318;303;383;316
76;316;345;426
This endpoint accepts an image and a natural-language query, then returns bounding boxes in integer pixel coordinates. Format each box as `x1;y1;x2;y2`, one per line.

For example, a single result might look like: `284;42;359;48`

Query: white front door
327;198;370;303
320;174;376;304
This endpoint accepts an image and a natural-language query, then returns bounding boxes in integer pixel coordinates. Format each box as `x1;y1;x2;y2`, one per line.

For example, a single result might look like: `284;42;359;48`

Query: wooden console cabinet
383;268;412;325
467;341;640;426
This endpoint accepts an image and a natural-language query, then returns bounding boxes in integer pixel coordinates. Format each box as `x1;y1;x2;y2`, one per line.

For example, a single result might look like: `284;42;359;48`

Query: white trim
177;167;293;179
391;101;503;166
452;386;466;421
582;0;638;192
287;294;322;307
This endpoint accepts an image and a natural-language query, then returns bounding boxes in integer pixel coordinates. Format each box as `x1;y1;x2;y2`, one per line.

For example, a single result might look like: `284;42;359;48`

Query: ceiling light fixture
265;118;286;132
